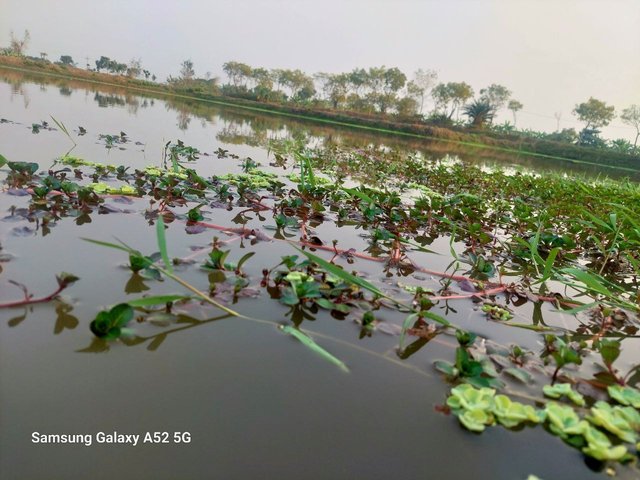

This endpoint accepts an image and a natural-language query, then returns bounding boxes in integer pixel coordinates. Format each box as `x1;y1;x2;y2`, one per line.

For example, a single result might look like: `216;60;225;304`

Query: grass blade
279;325;349;372
126;295;189;307
294;246;384;298
156;216;173;274
557;301;597;315
560;267;614;297
423;311;451;327
538;247;560;283
50;115;76;145
398;312;419;352
82;237;133;254
342;187;374;204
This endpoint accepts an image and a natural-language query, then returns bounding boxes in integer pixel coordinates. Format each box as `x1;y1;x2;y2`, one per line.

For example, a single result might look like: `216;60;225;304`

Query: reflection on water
3;67;638;181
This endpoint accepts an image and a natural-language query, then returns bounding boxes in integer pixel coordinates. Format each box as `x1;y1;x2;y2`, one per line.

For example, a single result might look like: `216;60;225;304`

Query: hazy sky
1;0;639;139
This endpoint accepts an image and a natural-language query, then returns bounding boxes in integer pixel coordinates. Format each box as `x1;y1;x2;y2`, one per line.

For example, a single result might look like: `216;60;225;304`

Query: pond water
0;69;637;479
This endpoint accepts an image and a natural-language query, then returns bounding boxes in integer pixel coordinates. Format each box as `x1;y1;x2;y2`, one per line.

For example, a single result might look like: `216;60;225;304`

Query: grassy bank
2;54;639;172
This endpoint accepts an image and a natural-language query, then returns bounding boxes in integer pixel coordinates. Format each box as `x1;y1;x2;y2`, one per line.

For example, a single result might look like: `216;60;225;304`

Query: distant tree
463;100;496;128
553;112;562;131
362;66;406;113
9;29;30;55
142;69;151;80
316;72;349;109
39;52;47;61
95;56;111;72
111;61;127;75
546;128;578;143
577;128;607;148
366;92;398;113
620;105;640;148
278;69;315;101
609;138;635;154
126;58;142;78
383;67;407;94
508;100;523;126
180;59;195;81
479;84;511;110
294;82;316;102
59;55;75;66
271;68;286;93
409;69;438;114
573;97;615;130
395;97;419;116
406;81;422;108
250;67;273;91
432;82;474;119
347;68;368;96
222;61;252;87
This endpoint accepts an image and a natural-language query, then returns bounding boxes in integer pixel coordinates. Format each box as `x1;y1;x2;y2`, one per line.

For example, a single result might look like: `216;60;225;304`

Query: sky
1;0;639;139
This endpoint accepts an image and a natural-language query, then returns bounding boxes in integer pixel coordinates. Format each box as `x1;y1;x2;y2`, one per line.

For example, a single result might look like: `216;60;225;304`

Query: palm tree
463;100;496;128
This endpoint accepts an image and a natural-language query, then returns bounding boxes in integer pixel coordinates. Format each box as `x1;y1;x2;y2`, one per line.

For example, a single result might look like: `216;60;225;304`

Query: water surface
0;71;635;480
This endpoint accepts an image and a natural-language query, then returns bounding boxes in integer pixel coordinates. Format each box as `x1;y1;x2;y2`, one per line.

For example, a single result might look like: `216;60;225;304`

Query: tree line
2;29;638;153
183;59;639;152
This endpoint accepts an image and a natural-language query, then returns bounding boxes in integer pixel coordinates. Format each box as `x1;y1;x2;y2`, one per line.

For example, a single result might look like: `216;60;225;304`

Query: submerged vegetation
2;108;640;475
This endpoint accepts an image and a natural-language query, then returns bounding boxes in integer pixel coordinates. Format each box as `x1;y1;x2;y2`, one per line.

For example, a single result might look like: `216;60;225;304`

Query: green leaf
543;383;585;406
55;272;79;288
608;385;640;408
279;325;349;373
187;205;204;222
582;423;628;461
598;339;621;367
205;248;230;270
315;298;336;310
7;161;38;175
236;252;255;271
456;330;476;347
447;384;496;411
587;401;637;444
280;287;300;306
492;394;542;428
459;408;492;432
0;153;7;168
90;303;134;339
110;303;134;327
129;253;152;272
156;216;173;274
126;295;188;307
544;402;585;436
503;367;532;384
434;360;458;377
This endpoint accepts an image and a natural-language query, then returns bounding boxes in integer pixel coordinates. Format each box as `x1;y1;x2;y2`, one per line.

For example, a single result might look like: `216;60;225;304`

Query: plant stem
0;284;66;308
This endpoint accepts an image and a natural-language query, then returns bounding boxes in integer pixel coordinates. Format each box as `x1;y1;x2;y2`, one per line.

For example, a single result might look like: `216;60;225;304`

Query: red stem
0;284;66;309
